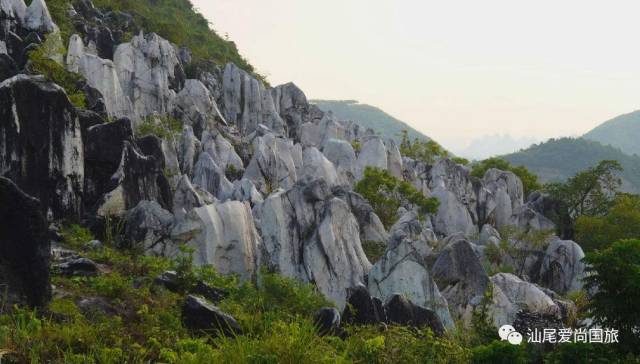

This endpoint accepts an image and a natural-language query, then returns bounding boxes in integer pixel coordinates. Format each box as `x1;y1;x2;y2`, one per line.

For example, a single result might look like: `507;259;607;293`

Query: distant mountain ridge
583;110;640;156
502;137;640;193
311;100;430;143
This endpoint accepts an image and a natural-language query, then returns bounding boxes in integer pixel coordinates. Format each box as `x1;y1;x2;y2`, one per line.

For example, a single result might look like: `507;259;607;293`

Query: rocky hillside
0;0;612;362
583;110;640;156
503;137;640;193
311;99;430;143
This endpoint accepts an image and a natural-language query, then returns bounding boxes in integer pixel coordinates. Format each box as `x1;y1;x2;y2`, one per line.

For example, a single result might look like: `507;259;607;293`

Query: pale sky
192;0;640;151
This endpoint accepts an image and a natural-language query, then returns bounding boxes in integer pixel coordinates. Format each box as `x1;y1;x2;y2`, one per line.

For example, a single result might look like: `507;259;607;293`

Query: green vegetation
27;35;87;108
583;110;640;157
470;157;542;196
483;226;554;276
575;194;640;252
355;167;439;228
311;100;432;144
545;160;622;240
583;239;640;355
399;130;449;164
88;0;262;80
135;115;183;140
44;0;75;44
360;240;387;263
503;137;640;193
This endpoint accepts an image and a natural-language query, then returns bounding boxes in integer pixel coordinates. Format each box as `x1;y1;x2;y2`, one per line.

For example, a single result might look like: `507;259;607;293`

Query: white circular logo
499;324;516;340
507;331;523;345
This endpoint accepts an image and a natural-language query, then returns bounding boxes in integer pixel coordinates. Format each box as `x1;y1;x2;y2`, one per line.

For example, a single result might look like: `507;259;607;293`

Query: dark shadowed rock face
314;307;342;336
0;177;50;307
342;285;387;325
182;295;242;337
385;294;445;336
0;75;84;220
117;141;172;211
84;118;133;208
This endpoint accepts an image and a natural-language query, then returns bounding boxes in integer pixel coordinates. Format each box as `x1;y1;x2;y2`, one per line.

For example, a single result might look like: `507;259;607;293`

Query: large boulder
182;295;242;337
192;152;234;200
222;63;284;134
172;174;213;217
171;200;261;280
368;236;454;329
271;82;319;140
429;159;478;237
174;79;226;136
110;141;173;213
83;118;133;208
254;179;371;310
0;177;50;308
342;285;386;325
300;147;338;186
322;138;356;187
24;0;56;33
539;238;585;294
355;136;388;180
66;34;133;119
243;133;299;194
200;131;243;179
337;189;389;244
489;273;561;328
124;200;174;255
479;169;524;228
385;294;445;335
432;239;489;321
0;75;84;220
114;32;184;121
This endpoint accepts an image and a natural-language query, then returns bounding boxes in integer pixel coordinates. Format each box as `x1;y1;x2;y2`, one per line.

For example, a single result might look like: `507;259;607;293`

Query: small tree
575;194;640;252
545;160;623;239
399;130;448;164
470;158;541;196
355;167;439;228
583;239;640;354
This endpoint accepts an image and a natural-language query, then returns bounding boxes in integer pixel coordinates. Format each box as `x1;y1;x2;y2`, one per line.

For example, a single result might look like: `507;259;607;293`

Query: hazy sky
192;0;640;150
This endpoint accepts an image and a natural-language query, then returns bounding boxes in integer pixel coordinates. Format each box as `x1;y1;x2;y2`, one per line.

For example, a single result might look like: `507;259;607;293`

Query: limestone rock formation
254;179;371;310
0;75;84;220
171;200;261;280
0;177;50;308
539;238;586;294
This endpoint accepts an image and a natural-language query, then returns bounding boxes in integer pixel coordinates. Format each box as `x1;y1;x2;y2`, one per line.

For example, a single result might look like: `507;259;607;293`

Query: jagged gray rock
171;200;260;280
124;200;174;255
539;238;585;294
429;159;478;237
489;273;561;328
114;32;183;121
0;176;50;308
231;178;263;206
243;133;299;194
254;179;371;310
368;235;454;329
432;238;489;321
322;139;356;187
355;136;388;180
172;175;212;217
301;147;338;186
0;75;84;220
479;168;524;228
192;152;234;200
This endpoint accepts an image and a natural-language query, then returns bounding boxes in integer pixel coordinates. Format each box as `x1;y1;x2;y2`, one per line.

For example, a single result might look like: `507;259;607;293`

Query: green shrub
355;167;439;228
135;115;182;140
361;240;387;263
470;341;529;364
399;130;448;164
471;157;541;196
28;34;87;109
61;224;95;249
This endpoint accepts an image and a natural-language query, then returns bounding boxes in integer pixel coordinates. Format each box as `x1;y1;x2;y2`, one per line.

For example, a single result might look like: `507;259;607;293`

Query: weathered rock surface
222;63;283;135
114;32;183;121
432;238;489;320
0;176;50;307
314;307;342;336
182;295;242;337
479;169;523;228
322;138;356;187
243;133;299;194
124;200;174;255
489;273;561;328
342;285;387;325
368;234;454;329
385;294;445;335
0;75;84;220
171;200;260;280
192;152;233;200
254;179;371;310
539;238;585;294
355;136;388;180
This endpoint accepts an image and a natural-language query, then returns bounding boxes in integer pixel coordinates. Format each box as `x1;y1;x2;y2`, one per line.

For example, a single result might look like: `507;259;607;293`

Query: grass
135;115;183;140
